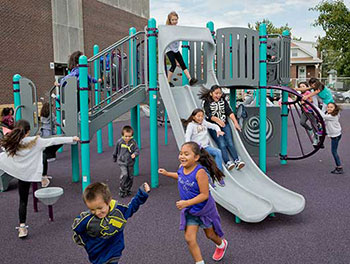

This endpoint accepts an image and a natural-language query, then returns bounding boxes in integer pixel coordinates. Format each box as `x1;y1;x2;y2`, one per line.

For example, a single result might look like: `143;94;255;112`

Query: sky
150;0;350;42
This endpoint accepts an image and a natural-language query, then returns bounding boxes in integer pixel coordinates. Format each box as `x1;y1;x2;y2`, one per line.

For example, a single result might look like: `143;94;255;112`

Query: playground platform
0;111;349;264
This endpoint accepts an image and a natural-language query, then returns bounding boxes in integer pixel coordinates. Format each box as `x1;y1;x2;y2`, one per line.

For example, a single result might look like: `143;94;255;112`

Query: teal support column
280;30;290;165
164;109;168;145
182;41;189;85
129;27;139;176
94;45;103;154
259;24;267;173
235;216;241;224
71;144;80;182
148;19;159;188
13;74;22;121
55;93;63;153
206;21;215;70
79;56;91;191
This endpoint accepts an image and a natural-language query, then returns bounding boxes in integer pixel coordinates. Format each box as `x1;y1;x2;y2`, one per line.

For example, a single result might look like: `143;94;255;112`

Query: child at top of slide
165;11;197;87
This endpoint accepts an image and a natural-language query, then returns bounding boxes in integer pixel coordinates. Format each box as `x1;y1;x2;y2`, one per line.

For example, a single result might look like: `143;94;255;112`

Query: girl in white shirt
165;11;197;87
184;109;225;186
318;103;343;174
0;119;79;238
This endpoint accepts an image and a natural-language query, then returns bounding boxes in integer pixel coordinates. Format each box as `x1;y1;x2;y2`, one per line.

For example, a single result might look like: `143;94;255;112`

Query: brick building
0;0;149;104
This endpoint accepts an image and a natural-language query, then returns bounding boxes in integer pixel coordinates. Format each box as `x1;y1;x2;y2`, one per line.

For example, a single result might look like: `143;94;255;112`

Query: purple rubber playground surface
0;111;349;264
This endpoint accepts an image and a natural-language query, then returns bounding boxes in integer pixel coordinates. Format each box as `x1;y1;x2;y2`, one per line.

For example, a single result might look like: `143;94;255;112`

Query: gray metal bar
195;42;201;81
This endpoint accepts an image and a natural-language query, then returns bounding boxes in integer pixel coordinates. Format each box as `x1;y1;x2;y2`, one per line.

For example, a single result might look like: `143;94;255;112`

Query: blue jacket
72;186;149;264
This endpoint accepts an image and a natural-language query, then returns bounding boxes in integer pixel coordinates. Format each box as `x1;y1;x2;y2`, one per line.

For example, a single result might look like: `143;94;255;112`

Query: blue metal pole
259;23;267;173
148;19;159;188
129;27;139;176
13;74;22;121
94;45;103;153
280;30;290;165
79;55;91;191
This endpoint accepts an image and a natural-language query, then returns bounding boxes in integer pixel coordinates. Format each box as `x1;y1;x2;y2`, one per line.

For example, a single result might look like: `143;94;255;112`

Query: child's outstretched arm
119;183;150;220
158;168;178;179
303;89;320;100
176;169;209;210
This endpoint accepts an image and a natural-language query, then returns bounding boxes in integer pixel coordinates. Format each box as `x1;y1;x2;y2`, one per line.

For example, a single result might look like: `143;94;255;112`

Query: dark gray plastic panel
19;78;39;136
59;77;78;136
216;27;259;87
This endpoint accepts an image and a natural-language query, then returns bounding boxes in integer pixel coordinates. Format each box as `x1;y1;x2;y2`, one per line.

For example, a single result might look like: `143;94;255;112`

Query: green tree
248;19;301;40
311;1;350;76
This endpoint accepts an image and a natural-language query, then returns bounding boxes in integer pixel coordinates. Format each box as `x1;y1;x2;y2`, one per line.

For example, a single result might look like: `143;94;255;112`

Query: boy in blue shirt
72;182;150;264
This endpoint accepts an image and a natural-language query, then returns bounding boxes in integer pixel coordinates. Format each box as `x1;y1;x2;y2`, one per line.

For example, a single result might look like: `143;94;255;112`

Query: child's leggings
331;135;342;167
18;180;31;223
166;51;187;73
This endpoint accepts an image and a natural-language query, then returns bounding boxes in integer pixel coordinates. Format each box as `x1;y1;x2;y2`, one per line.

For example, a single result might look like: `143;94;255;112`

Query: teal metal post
206;21;216;70
55;93;63;153
94;45;103;153
280;30;290;165
13;74;22;121
148;19;159;188
79;56;91;191
164;109;168;145
71;144;80;182
259;24;267;173
129;27;139;176
182;41;189;85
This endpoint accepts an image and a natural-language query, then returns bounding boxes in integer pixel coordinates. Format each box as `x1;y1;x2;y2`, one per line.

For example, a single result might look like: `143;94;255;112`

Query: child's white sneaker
225;161;235;171
16;224;28;238
234;160;245;170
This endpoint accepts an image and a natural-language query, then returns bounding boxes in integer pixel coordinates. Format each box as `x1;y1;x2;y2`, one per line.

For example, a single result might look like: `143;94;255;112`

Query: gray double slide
157;25;305;222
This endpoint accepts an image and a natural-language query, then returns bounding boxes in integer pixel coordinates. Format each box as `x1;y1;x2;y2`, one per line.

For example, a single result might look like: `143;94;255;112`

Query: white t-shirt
165;41;180;53
0;136;75;182
185;120;221;148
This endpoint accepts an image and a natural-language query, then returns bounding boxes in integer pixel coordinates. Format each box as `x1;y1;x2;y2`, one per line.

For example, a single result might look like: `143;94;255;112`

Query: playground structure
3;19;328;223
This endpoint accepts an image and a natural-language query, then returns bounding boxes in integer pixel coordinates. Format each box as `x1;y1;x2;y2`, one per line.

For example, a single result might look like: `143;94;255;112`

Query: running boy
113;125;140;197
72;182;150;264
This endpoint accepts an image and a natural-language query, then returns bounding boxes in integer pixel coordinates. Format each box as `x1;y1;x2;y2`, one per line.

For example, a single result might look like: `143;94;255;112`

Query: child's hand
217;120;225;127
54;81;60;87
73;136;80;142
158;168;168;176
217;131;225;137
176;200;188;210
302;95;308;101
234;123;242;132
131;153;136;159
143;182;151;193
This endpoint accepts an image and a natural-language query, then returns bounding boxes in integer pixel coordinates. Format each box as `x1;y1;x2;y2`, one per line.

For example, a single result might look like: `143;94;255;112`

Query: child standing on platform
72;182;150;264
159;142;228;264
200;85;245;171
165;11;198;87
113;125;139;198
184;108;225;186
0;120;79;238
318;102;343;174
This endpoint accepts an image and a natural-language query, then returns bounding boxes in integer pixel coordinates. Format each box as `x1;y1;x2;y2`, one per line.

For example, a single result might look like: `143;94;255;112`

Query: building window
292;50;298;57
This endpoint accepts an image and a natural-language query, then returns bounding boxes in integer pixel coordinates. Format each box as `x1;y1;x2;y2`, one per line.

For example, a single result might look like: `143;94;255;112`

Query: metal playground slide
157;25;305;222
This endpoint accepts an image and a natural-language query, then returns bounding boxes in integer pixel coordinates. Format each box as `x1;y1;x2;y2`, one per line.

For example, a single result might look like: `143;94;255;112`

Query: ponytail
183;142;224;183
0;119;33;156
198;85;222;102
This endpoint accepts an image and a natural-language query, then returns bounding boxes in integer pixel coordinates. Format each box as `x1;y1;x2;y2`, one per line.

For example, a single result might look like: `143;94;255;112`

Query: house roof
291;40;322;64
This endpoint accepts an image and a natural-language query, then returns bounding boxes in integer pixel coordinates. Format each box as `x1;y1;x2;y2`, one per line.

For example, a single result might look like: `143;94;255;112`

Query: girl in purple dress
159;142;228;263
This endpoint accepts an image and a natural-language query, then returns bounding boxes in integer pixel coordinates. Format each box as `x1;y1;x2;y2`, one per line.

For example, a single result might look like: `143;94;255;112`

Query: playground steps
88;85;146;137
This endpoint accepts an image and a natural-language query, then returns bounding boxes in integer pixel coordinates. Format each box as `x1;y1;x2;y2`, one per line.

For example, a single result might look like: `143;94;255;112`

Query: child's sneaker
234;159;245;170
331;167;344;174
312;134;319;146
225;161;235;171
212;239;228;261
217;179;225;187
189;78;198;86
16;224;28;238
119;191;126;198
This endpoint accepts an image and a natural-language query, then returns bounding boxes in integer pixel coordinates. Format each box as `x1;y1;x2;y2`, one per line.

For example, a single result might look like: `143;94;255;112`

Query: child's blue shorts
185;212;212;229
